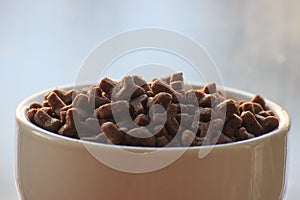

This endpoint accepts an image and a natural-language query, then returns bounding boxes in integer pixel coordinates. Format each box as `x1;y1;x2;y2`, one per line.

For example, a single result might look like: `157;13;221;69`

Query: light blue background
1;0;299;199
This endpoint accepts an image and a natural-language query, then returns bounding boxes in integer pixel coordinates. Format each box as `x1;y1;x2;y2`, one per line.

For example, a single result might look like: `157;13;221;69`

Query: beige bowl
15;84;290;200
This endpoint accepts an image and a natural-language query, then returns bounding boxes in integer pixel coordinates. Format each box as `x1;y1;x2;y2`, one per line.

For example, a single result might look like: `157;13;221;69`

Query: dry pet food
27;72;279;147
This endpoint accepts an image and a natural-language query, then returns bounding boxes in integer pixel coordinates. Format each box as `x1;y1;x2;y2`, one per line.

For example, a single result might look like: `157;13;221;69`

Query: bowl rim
15;82;291;151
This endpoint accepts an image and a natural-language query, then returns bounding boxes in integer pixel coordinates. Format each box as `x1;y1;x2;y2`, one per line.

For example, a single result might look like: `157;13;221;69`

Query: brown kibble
96;101;129;119
251;95;266;109
202;82;217;94
199;94;216;108
165;118;180;136
170;81;183;91
134;114;150;126
83;118;101;135
132;75;150;91
258;110;275;117
88;86;110;109
81;133;107;144
181;130;196;146
47;92;66;116
239;102;263;114
99;77;117;98
125;127;156;147
235;127;254;141
241;111;264;136
58;108;81;138
185;89;205;106
151;79;183;103
29;102;42;109
156;136;169;147
34;109;62;132
27;72;280;147
176;113;194;128
150;92;172;109
101;122;124;145
256;115;279;133
112;76;145;101
130;94;148;117
27;108;38;123
199;108;215;123
170;72;183;82
217;133;233;144
222;114;242;138
216;99;239;121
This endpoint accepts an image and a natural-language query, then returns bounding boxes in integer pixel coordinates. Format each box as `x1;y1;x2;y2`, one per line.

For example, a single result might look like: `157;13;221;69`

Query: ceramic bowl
15;84;290;200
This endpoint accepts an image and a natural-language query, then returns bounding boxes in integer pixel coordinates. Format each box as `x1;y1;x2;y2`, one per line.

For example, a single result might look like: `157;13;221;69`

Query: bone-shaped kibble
130;94;148;117
202;82;217;94
96;100;129;119
241;111;264;136
251;94;266;109
58;108;81;138
132;75;150;91
46;92;66;116
124;127;156;147
151;79;183;103
101;122;125;145
235;127;254;141
222;114;242;138
112;76;145;101
216;99;240;121
239;102;263;114
99;77;117;98
34;109;62;132
88;86;110;109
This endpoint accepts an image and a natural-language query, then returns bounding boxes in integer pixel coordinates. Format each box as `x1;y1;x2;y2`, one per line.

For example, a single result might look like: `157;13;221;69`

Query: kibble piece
235;127;254;141
125;127;156;147
46;92;66;116
96;101;129;119
176;113;194;128
256;115;279;133
34;109;62;132
216;99;239;121
58;108;81;138
101;122;124;145
170;72;183;82
151;79;183;103
181;130;196;146
150;92;172;109
88;86;110;109
239;102;263;114
199;108;215;123
251;95;266;109
156;136;169;147
222;114;243;138
27;108;38;123
185;89;205;106
202;82;217;94
29;102;42;109
99;77;117;98
130;94;148;117
132;75;150;91
217;133;233;144
165;118;180;136
112;76;145;101
81;133;107;144
134;114;150;126
241;111;264;136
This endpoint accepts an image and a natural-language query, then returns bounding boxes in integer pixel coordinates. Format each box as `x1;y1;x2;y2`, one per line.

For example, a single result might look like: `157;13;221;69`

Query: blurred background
1;0;299;199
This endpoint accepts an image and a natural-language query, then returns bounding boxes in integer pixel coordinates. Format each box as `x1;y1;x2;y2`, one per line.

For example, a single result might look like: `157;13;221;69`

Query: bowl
15;84;290;200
